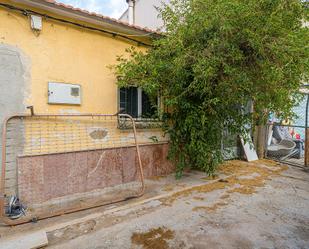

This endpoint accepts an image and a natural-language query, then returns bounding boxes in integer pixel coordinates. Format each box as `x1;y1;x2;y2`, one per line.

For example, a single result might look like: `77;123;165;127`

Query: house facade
120;0;170;30
0;0;173;221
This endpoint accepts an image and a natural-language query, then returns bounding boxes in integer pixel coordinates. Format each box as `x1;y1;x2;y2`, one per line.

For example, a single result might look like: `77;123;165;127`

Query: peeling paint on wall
88;128;108;140
0;44;31;196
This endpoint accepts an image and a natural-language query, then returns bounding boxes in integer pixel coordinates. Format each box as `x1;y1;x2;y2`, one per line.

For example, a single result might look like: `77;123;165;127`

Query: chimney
127;0;135;25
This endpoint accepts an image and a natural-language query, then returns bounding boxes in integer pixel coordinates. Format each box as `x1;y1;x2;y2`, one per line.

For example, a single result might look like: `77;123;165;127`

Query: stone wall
17;143;174;207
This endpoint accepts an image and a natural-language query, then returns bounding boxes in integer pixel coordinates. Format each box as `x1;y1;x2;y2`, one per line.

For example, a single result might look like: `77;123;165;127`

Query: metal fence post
305;94;309;167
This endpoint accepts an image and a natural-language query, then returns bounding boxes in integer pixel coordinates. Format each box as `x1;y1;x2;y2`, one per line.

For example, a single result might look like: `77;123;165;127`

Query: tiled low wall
17;143;174;206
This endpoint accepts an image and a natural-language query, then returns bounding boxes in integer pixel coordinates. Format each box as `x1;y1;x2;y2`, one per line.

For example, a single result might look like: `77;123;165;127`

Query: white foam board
240;135;259;161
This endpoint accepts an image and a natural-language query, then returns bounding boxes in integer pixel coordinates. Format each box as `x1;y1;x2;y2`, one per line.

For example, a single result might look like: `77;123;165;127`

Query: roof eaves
32;0;161;35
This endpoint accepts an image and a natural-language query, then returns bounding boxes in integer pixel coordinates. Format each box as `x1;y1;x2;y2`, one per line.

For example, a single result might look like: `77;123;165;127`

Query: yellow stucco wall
0;1;170;147
0;0;169;150
0;1;169;197
0;0;145;114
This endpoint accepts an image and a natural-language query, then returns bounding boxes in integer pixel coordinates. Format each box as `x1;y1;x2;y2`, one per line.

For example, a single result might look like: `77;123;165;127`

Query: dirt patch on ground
193;202;228;212
131;227;175;249
192;160;288;212
161;160;288;207
220;194;230;200
149;176;168;181
201;175;220;181
193;196;205;201
162;181;227;206
163;184;175;192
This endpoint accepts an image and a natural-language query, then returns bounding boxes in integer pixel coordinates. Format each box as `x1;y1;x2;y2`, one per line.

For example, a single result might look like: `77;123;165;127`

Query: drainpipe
127;0;135;25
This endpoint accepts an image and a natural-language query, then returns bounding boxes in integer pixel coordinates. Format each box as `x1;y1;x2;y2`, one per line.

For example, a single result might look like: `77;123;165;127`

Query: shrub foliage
113;0;309;177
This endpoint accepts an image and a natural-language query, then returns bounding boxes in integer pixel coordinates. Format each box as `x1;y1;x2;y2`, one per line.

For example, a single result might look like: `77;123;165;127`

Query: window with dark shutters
119;87;158;119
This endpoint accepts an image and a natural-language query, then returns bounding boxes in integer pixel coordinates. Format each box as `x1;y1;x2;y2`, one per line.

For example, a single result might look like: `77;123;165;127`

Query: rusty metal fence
0;112;145;225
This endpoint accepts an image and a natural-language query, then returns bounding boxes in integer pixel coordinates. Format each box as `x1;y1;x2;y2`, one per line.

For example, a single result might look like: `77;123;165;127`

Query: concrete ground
1;160;309;249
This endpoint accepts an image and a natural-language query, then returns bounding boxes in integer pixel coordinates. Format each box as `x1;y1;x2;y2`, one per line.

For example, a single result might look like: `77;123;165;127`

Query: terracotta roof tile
40;0;160;35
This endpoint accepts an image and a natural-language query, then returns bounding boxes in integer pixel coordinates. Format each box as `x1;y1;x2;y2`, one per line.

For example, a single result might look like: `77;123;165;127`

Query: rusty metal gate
0;110;145;225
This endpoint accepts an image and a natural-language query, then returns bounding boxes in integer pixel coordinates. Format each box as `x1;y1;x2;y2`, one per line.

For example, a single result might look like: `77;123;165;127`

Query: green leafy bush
112;0;309;177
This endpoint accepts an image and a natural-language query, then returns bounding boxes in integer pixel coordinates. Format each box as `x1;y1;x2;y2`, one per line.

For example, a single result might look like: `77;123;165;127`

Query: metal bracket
26;106;34;116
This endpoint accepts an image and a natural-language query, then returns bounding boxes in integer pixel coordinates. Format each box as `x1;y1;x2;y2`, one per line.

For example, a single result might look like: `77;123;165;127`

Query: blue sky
57;0;128;19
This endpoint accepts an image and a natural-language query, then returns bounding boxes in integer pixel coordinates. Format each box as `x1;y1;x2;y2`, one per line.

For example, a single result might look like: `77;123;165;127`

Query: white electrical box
48;82;81;105
30;15;42;31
